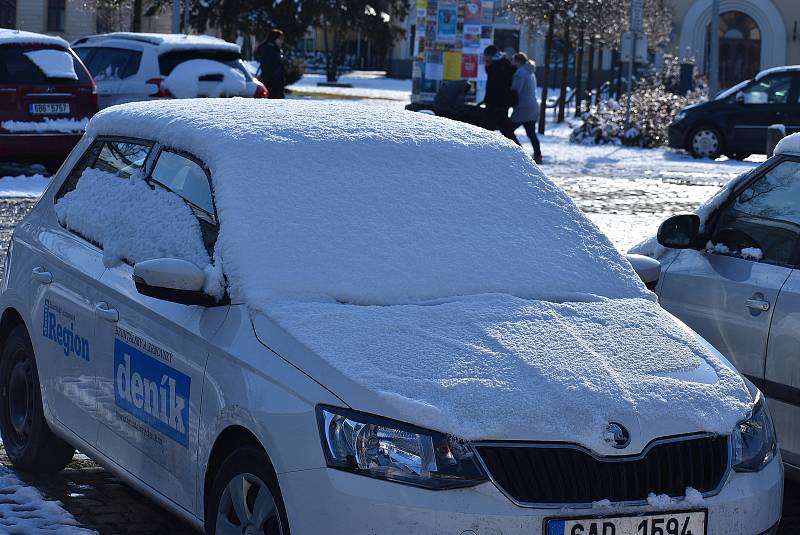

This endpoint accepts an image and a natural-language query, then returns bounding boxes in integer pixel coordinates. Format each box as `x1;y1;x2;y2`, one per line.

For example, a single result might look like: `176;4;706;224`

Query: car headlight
674;110;688;122
317;405;487;489
732;390;777;472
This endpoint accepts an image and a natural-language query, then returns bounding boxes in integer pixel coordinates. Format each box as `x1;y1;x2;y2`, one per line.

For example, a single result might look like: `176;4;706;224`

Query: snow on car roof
754;65;800;81
73;32;240;53
775;132;800;156
88;98;650;307
0;28;69;49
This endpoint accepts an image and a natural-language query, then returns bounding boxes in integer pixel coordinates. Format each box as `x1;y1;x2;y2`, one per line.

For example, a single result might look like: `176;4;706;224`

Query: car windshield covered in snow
0;46;91;85
85;99;650;308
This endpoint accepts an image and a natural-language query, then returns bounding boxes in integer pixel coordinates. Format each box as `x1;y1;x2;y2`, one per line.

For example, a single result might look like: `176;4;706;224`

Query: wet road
0;181;797;533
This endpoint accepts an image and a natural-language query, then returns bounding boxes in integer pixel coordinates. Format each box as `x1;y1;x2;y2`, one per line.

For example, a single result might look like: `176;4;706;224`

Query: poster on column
461;54;479;78
425;50;444;80
464;0;481;23
463;24;481;50
436;2;457;43
480;0;494;24
443;51;462;80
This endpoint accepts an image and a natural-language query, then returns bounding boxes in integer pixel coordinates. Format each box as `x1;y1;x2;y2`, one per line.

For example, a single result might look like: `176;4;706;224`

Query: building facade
4;0;171;43
671;0;800;88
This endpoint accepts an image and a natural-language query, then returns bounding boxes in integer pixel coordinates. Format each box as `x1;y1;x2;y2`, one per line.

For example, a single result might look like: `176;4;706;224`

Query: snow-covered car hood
252;293;753;456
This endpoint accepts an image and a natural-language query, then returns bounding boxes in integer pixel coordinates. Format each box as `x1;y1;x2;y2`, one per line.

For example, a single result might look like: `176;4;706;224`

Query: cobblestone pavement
0;183;798;533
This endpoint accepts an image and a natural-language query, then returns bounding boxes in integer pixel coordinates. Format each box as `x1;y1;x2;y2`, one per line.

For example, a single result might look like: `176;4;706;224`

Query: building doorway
0;0;15;28
707;11;761;89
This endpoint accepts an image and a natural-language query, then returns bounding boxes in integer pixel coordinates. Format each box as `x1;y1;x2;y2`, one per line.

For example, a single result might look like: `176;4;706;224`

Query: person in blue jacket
510;52;542;164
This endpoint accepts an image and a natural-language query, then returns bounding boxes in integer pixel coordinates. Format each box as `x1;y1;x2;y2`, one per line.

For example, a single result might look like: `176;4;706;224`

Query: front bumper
667;121;688;150
279;452;783;534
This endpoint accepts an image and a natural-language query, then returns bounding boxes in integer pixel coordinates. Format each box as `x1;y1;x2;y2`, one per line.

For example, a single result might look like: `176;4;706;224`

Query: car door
29;138;151;444
659;157;800;385
92;146;225;512
78;46;143;108
728;72;798;152
764;269;800;470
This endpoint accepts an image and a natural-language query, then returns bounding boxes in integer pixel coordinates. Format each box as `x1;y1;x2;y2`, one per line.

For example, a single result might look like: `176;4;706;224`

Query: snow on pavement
288;71;411;101
0;465;94;534
0;175;50;198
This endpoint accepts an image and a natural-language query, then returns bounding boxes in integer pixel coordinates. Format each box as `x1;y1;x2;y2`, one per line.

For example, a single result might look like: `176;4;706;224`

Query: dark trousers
484;106;518;144
515;120;542;162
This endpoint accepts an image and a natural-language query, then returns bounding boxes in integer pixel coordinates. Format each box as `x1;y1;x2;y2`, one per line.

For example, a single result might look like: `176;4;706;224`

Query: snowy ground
0;175;50;198
287;71;411;101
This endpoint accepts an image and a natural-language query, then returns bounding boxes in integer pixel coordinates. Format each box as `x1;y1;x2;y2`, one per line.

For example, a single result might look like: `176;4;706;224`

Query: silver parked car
642;134;800;481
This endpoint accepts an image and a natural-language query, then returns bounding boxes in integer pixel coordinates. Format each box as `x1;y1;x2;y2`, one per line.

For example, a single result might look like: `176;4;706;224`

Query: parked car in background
668;65;800;160
633;132;800;483
72;33;268;108
0;29;98;172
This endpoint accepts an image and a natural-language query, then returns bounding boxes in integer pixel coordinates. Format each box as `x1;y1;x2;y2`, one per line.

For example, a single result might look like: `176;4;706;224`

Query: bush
571;56;706;148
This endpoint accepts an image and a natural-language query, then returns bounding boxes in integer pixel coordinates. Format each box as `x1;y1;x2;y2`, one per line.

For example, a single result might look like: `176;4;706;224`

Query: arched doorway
713;11;761;88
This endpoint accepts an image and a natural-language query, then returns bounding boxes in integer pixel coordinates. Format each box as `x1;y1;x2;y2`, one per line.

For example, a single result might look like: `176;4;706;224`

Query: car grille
474;435;729;504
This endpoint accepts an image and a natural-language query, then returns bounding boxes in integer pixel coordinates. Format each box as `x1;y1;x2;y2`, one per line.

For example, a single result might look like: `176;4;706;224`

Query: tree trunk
585;36;595;110
537;11;556;135
557;20;570;123
594;43;603;108
132;0;142;32
614;49;623;99
573;27;584;118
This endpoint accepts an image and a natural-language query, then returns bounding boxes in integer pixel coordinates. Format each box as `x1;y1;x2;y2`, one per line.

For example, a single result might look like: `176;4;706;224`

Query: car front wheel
207;446;290;535
0;325;74;473
689;126;723;159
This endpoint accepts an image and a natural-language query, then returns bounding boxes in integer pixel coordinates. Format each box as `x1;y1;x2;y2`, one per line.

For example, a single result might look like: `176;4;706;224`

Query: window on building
0;0;16;28
47;0;66;32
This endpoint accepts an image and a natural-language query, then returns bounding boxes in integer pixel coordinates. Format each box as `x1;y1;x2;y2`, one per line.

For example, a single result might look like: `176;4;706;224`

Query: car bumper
279;453;783;535
668;122;688;150
0;132;83;171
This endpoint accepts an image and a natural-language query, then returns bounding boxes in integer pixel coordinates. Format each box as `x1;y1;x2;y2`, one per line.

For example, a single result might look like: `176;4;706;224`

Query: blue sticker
114;338;190;447
42;299;90;361
548;520;565;535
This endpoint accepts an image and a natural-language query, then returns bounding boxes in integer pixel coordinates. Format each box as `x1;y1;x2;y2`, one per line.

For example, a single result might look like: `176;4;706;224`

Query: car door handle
745;298;770;312
95;302;119;322
31;267;53;284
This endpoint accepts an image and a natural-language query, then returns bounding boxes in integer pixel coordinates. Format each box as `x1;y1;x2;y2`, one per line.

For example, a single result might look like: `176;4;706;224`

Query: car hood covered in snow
87;100;752;453
254;294;751;454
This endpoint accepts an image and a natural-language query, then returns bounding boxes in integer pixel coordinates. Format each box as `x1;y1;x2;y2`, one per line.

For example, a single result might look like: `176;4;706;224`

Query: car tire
0;325;74;473
689;126;724;159
725;152;751;161
206;445;290;535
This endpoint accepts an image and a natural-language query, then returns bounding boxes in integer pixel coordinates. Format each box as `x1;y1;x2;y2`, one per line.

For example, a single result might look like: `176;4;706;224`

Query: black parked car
668;66;800;159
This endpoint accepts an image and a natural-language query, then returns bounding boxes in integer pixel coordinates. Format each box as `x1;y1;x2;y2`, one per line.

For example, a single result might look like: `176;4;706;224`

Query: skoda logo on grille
605;422;631;449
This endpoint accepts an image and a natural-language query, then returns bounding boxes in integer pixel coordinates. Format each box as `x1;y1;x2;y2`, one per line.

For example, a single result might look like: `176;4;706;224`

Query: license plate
29;102;70;115
546;509;707;535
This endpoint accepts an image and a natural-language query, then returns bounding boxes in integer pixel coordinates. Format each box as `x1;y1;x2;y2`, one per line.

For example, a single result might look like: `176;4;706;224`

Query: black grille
475;435;729;504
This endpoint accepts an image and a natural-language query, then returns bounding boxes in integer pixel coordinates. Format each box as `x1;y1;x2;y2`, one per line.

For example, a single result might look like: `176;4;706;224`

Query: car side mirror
657;213;700;249
625;254;661;290
735;91;745;104
133;258;216;306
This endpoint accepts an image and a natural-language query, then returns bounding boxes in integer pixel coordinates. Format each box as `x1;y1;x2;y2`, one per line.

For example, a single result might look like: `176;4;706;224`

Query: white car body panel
0;132;784;533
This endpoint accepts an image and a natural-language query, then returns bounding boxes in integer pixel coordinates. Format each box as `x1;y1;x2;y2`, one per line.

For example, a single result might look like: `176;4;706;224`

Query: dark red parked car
0;29;98;173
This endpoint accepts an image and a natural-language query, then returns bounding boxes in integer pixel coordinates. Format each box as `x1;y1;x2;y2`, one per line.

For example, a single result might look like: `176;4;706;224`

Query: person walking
481;45;517;143
256;29;287;99
510;52;542;164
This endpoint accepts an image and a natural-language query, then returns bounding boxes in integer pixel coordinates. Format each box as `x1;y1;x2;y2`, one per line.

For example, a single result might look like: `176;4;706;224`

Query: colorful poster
463;24;481;49
461;54;479;78
480;0;494;24
481;25;493;40
425;50;444;80
443;51;462;80
436;2;458;43
464;0;481;23
417;0;428;9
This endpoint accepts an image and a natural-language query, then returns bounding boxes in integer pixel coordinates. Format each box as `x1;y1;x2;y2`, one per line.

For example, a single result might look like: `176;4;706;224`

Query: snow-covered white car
0;99;782;535
71;33;267;108
634;132;800;488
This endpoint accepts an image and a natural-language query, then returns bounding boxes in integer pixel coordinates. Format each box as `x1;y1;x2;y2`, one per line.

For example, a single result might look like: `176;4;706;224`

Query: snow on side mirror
625;254;661;291
133;258;215;306
657;213;700;250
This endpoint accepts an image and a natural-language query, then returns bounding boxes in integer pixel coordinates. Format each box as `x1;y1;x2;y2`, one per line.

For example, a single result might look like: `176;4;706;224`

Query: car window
158;50;251;80
56;140;151;201
710;159;800;266
741;74;793;104
82;47;142;80
0;46;91;84
149;149;218;253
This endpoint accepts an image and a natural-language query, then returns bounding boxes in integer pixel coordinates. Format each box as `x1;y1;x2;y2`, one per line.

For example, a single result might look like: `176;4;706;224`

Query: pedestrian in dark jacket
256;29;286;99
511;52;542;164
481;45;518;143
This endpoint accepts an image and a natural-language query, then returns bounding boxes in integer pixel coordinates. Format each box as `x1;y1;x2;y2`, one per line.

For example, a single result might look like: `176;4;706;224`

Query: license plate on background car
29;102;70;115
546;510;707;535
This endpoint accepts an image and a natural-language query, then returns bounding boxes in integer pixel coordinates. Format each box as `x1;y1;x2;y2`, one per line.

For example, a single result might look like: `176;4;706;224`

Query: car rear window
76;46;142;80
158;49;251;79
0;46;91;84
